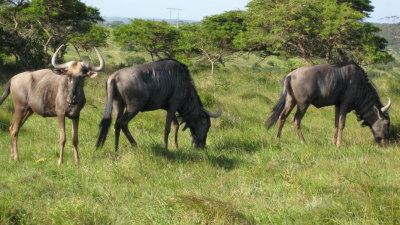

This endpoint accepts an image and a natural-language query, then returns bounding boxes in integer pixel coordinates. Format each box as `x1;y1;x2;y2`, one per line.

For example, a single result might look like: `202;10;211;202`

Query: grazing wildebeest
0;45;104;165
266;62;391;146
96;59;222;150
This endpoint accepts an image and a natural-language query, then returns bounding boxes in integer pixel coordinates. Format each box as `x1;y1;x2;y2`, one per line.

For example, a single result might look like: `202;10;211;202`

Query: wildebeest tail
0;81;11;105
265;76;291;129
96;78;115;149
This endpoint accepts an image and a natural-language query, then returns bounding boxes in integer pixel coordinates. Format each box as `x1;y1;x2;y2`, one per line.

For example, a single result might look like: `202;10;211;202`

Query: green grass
0;49;400;224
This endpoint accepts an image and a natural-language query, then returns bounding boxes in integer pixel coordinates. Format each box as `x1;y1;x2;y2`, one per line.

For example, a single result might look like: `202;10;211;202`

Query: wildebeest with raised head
0;44;105;165
96;59;222;150
266;62;391;146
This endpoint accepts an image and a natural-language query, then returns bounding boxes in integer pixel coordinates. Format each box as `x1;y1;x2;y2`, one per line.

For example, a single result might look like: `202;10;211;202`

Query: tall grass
0;48;399;224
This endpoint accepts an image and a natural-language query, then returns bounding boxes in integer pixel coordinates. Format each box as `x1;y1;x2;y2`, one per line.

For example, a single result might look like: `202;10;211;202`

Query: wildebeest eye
82;68;89;74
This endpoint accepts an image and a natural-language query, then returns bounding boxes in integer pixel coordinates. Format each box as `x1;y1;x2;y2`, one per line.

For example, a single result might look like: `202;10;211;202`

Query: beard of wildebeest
182;113;211;148
64;68;86;105
359;99;391;144
266;62;391;146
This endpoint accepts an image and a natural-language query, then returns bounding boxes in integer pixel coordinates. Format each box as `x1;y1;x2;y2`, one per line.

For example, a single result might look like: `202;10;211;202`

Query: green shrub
198;88;217;107
283;60;305;73
251;63;262;72
125;56;146;66
266;60;276;67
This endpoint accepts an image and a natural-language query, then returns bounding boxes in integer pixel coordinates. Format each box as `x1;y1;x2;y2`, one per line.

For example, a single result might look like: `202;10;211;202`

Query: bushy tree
0;0;103;69
338;0;373;15
113;19;179;61
178;11;246;74
244;0;392;65
70;24;109;56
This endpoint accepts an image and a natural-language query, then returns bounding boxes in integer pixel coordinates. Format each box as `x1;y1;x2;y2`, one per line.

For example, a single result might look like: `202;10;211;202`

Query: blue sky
82;0;399;22
81;0;249;21
368;0;400;22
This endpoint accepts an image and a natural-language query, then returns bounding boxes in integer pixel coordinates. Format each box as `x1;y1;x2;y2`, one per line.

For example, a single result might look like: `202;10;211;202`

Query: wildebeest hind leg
113;101;124;151
9;109;32;161
332;105;340;145
277;97;295;138
116;110;139;147
293;105;309;142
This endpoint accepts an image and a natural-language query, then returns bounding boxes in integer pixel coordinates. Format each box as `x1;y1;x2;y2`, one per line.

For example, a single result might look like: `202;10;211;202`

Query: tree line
0;0;108;69
0;0;393;72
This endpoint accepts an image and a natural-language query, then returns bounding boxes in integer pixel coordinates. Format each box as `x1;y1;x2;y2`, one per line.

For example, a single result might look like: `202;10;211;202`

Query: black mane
354;69;382;126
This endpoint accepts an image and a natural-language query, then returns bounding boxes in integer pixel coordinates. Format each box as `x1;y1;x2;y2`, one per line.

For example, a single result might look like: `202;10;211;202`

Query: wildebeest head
51;44;105;105
370;99;391;143
183;106;222;148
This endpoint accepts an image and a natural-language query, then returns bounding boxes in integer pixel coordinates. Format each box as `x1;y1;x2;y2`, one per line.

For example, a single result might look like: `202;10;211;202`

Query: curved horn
51;44;69;69
86;47;105;72
381;98;392;113
204;105;222;118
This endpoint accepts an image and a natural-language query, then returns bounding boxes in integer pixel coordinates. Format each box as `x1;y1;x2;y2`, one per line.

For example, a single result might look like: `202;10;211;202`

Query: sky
81;0;400;22
81;0;249;21
367;0;400;22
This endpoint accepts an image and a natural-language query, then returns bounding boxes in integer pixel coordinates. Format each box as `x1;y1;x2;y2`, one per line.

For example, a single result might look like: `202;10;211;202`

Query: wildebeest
0;45;104;165
266;62;391;146
96;59;222;150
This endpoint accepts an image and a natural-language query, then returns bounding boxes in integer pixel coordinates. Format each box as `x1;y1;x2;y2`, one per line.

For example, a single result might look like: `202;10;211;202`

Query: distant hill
103;16;132;24
374;22;400;58
103;16;198;26
376;16;400;24
375;23;400;46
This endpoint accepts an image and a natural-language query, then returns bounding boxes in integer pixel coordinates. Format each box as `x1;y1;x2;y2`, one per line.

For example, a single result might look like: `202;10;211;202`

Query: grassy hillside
376;23;400;60
0;45;399;224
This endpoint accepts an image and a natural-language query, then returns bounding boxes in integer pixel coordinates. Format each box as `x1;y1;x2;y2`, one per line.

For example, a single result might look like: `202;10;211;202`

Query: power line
166;8;182;28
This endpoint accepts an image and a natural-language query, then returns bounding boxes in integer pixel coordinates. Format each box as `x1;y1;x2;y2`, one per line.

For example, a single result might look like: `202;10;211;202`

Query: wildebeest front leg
9;109;32;161
293;105;309;142
164;109;178;150
336;107;347;147
332;105;340;145
172;116;179;149
116;110;139;147
57;116;66;165
71;117;79;166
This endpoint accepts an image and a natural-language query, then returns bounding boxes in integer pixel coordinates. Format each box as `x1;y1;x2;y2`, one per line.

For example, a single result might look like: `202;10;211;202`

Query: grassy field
0;47;399;224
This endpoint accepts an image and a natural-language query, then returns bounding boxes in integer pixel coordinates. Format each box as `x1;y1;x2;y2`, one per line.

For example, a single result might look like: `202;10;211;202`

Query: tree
244;0;392;65
108;20;124;28
337;0;373;15
69;24;109;57
178;11;246;74
113;19;179;61
0;0;103;69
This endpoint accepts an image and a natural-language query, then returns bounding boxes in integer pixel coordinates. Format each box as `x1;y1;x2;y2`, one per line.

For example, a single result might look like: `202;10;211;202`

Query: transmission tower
166;8;182;28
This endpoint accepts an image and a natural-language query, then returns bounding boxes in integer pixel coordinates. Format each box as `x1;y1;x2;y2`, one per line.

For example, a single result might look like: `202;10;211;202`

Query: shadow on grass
390;123;400;143
148;144;238;170
213;137;264;154
171;194;255;225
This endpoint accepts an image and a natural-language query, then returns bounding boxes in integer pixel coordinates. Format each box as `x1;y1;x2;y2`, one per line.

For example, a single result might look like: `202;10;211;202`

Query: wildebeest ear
87;71;98;78
373;106;382;119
